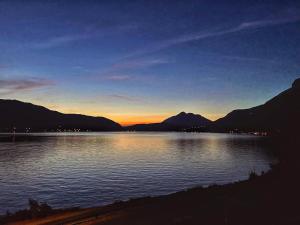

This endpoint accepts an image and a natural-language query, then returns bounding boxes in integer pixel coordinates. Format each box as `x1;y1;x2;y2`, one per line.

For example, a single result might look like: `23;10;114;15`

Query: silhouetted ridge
0;99;122;132
2;77;299;133
126;112;211;131
163;112;211;127
212;78;300;133
292;78;300;89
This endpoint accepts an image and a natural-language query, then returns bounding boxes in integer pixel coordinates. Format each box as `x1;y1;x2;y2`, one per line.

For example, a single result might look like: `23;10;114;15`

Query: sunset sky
0;0;299;125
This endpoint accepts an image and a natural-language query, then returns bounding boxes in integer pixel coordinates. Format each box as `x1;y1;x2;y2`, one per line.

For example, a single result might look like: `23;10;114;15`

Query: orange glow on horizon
41;103;225;126
110;113;225;126
110;115;167;126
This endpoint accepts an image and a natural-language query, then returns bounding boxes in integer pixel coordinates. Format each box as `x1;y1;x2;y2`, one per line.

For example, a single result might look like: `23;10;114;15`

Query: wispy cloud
92;58;169;81
0;78;54;95
106;94;143;102
32;23;138;49
111;58;169;70
126;15;300;58
237;16;300;30
32;34;93;49
102;75;132;81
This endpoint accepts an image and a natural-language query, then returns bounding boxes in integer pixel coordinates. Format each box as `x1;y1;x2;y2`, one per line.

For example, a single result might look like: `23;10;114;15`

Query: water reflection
0;132;276;214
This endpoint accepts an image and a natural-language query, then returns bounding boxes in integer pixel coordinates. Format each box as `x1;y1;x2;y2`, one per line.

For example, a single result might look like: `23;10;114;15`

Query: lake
0;132;276;214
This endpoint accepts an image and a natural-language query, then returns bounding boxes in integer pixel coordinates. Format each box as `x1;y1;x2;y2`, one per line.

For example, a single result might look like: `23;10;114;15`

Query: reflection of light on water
0;132;276;214
110;133;169;155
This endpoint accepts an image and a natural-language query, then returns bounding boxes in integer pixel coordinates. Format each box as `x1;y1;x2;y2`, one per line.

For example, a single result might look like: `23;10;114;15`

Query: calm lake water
0;132;276;213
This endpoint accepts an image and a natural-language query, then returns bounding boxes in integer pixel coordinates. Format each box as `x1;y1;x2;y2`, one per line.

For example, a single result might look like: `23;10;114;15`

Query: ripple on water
0;132;276;213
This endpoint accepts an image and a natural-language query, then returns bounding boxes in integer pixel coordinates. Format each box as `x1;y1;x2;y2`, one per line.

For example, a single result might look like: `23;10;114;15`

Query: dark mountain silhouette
126;112;212;131
163;112;211;127
0;99;122;132
212;78;300;133
2;78;299;133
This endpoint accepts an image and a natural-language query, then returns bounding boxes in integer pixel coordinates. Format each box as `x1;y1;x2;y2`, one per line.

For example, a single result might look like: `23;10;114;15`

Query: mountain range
212;78;300;133
126;112;211;131
0;99;122;132
0;78;299;133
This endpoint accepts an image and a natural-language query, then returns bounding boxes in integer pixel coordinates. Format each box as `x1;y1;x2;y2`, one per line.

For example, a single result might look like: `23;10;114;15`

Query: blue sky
0;0;299;124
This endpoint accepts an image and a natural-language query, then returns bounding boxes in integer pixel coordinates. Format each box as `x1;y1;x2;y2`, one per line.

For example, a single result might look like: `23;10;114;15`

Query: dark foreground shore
2;136;300;225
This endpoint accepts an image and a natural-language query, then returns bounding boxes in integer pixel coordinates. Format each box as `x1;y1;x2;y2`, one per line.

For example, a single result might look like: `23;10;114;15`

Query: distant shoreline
0;131;268;144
